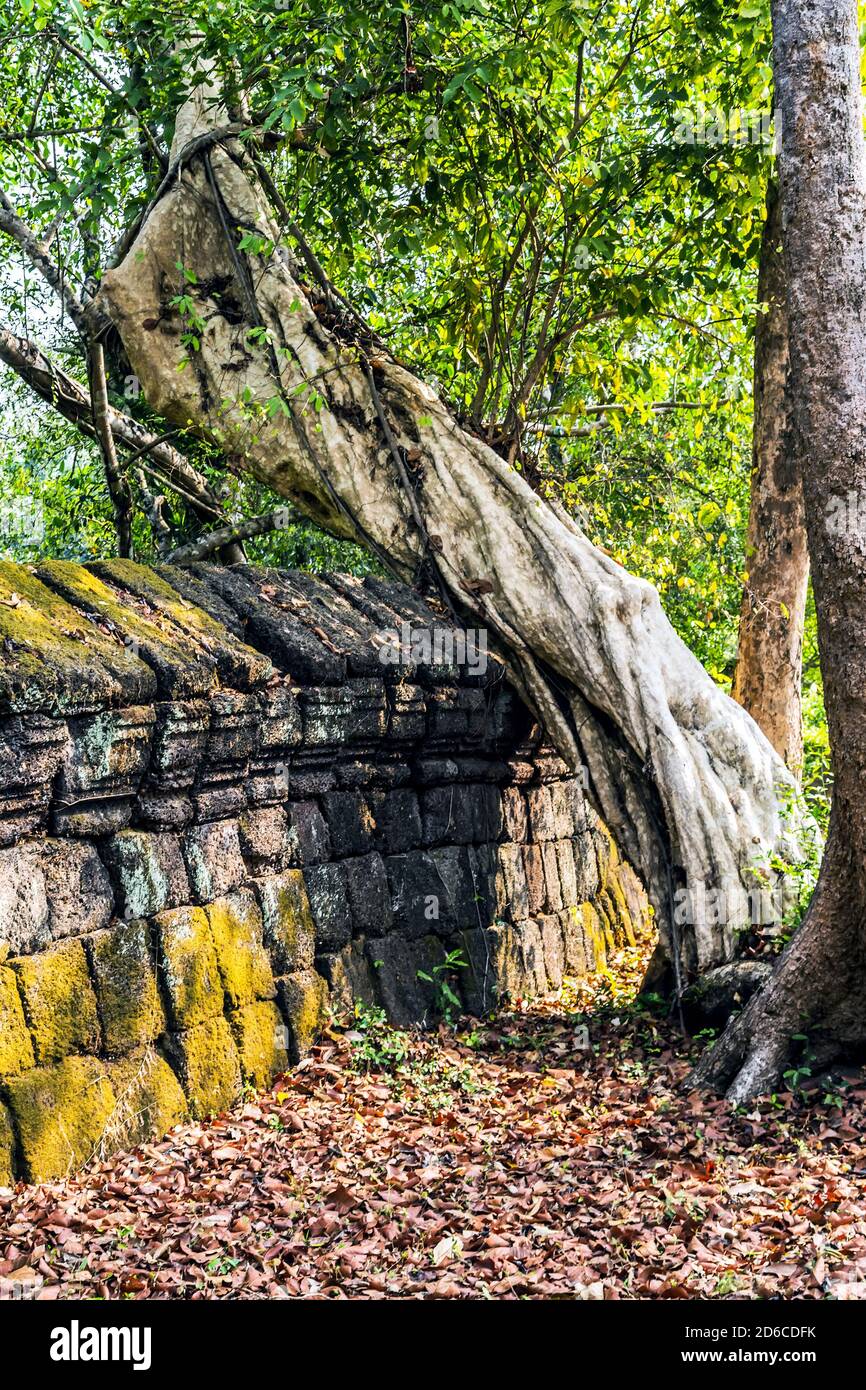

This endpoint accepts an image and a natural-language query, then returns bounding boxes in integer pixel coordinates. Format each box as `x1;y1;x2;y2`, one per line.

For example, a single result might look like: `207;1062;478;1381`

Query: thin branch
0;189;89;336
88;343;134;556
0;323;225;524
168;508;293;565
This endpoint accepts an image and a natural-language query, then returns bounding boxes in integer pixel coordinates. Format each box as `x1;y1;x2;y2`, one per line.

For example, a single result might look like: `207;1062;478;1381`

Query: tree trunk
96;79;812;988
732;182;808;775
695;0;866;1099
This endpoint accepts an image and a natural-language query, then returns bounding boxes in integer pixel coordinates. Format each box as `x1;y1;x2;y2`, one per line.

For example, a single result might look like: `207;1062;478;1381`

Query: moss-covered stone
276;970;328;1061
229;1001;288;1088
11;939;101;1065
4;1055;116;1181
0;965;35;1076
153;905;223;1029
86;920;166;1056
0;1101;16;1186
164;1017;242;1119
36;560;237;701
254;870;316;974
89;560;273;691
0;561;153;716
104;1046;188;1149
206;889;275;1009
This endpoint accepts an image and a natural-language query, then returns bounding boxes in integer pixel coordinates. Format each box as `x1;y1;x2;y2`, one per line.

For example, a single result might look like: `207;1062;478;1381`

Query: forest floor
2;926;866;1301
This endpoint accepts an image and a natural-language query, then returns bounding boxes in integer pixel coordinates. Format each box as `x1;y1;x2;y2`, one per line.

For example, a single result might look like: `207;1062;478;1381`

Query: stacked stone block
0;558;650;1181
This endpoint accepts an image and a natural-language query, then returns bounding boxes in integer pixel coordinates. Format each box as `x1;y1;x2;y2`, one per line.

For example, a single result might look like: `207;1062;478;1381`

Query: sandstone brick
164;1016;242;1118
376;788;422;853
153;905;223;1030
11;938;100;1065
498;844;529;920
321;792;375;856
522;844;548;915
317;939;380;1016
538;915;565;991
500;785;527;843
206;888;275;1008
183;819;246;901
86;919;165;1056
254;870;316;973
420;785;473;845
101;829;189;919
285;800;331;864
303;862;351;949
276;970;328;1061
542;841;563;912
343;853;393;936
104;1046;188;1149
526;785;556;841
0;841;50;955
229;1000;288;1088
386;851;441;940
237;806;293;872
513;919;548;996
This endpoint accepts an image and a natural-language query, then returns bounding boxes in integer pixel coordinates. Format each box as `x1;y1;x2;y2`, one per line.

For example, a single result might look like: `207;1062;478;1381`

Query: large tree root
97;82;815;985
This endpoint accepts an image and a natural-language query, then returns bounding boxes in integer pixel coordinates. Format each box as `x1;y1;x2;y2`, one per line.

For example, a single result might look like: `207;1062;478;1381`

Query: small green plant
416;948;468;1025
347;1003;410;1073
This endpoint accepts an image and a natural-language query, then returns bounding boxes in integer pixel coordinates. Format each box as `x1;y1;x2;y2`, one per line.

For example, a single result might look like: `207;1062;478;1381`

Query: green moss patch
0;561;152;716
87;920;166;1055
105;1046;188;1149
0;1102;16;1186
153;905;223;1030
4;1055;116;1181
229;1000;288;1089
89;560;273;691
11;939;101;1065
0;965;35;1077
276;969;328;1062
254;870;316;974
206;889;275;1009
164;1017;242;1119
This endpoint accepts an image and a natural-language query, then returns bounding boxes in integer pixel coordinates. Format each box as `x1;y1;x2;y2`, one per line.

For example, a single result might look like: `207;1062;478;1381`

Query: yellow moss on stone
276;970;328;1061
11;939;101;1065
0;561;152;714
86;920;166;1056
206;890;275;1008
0;1102;15;1186
255;870;316;974
165;1016;242;1119
4;1055;116;1181
153;905;223;1029
104;1046;188;1149
229;1001;289;1089
580;902;607;971
0;965;35;1076
37;560;219;700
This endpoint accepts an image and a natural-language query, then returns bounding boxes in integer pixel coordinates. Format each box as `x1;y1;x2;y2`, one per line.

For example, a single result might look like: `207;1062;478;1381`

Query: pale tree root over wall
97;83;813;996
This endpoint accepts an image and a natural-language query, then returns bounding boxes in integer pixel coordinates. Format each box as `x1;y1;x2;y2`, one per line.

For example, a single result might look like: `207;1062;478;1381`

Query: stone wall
0;558;650;1182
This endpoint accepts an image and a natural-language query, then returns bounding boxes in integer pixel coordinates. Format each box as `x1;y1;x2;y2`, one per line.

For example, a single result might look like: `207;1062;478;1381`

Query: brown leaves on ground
1;937;865;1300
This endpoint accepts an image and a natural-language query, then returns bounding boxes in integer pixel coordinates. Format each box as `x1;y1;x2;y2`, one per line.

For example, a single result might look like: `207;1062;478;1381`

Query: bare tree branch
87;342;134;555
167;508;293;565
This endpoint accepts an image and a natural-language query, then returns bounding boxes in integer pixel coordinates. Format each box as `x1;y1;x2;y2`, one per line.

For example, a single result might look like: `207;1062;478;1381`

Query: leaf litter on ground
1;925;865;1300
